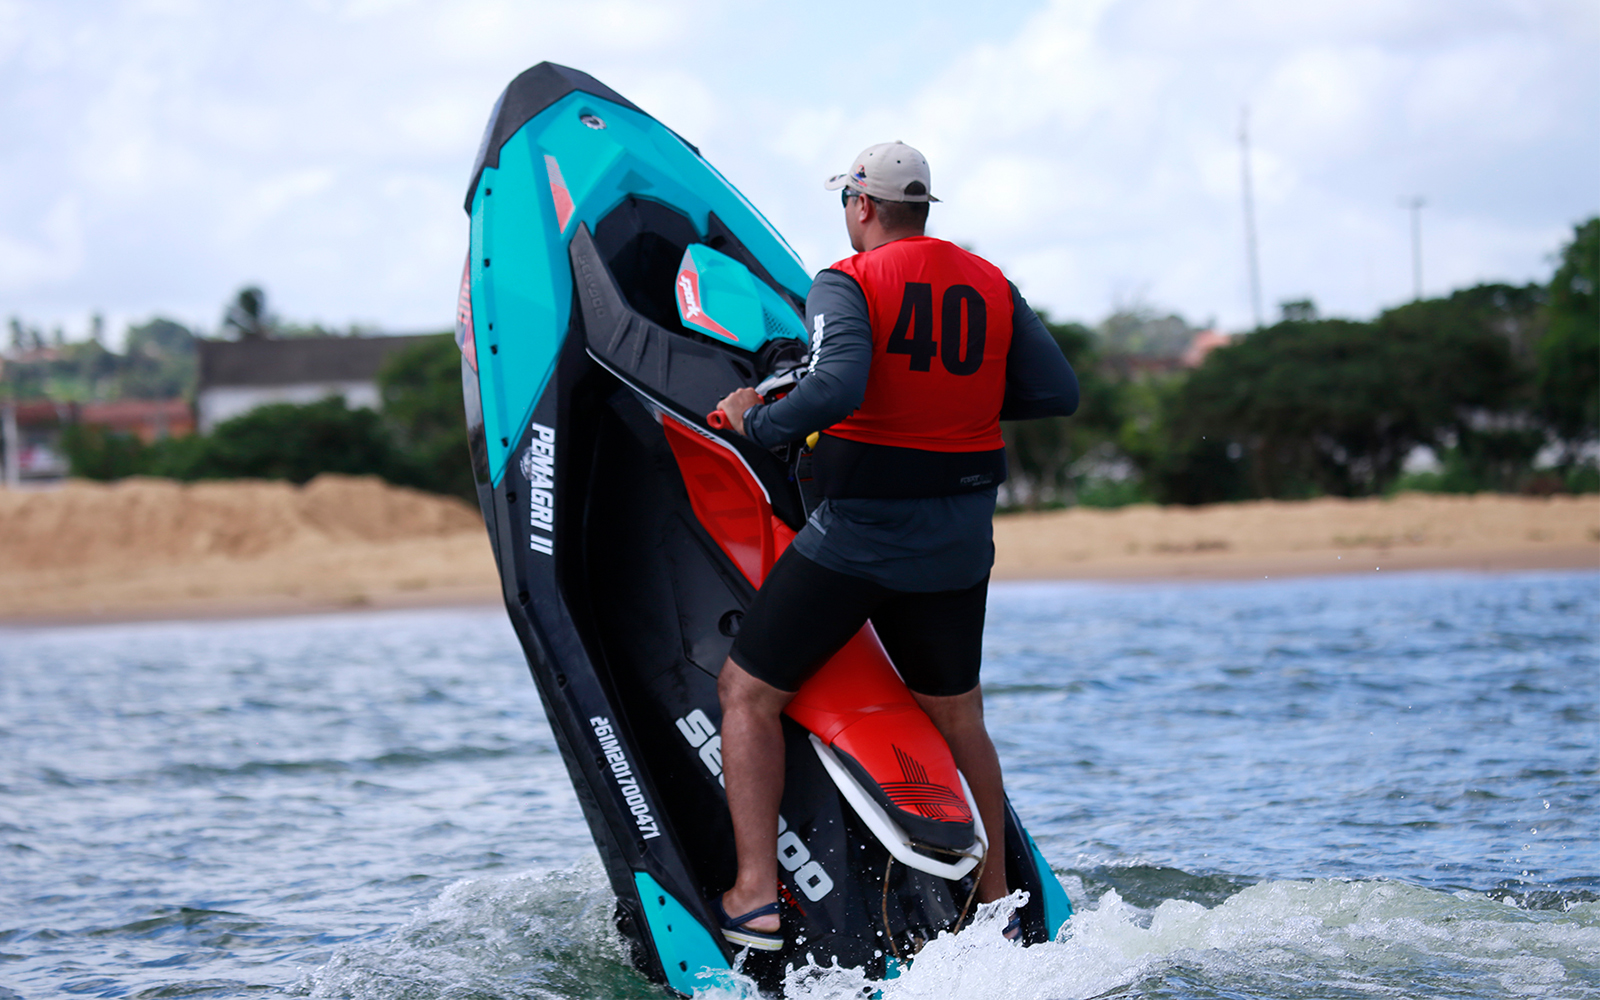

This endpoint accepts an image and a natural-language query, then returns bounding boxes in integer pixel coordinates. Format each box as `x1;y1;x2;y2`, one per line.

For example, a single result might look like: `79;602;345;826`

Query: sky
2;0;1596;347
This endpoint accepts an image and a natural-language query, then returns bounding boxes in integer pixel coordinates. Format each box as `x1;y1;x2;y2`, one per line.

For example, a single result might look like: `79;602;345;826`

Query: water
1;570;1595;999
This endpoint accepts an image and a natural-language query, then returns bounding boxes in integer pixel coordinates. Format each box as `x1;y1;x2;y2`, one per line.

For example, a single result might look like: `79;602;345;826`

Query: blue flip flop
711;895;783;951
1002;911;1023;942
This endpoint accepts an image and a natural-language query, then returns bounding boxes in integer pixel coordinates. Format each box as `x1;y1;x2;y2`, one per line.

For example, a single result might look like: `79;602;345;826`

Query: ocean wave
295;865;655;1000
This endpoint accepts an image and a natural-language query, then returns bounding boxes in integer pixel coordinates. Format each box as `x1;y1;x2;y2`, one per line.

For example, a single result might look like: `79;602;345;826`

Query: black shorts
728;548;989;697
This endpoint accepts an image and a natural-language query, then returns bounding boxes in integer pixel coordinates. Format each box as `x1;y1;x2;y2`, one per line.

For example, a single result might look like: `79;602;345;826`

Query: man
710;142;1079;950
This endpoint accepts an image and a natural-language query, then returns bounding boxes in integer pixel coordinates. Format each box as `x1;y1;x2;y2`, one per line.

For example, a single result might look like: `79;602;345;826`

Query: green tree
1156;304;1526;501
2;316;198;404
1535;217;1599;472
119;318;197;399
62;423;205;481
1096;308;1197;360
222;286;275;340
1375;284;1544;492
1120;374;1253;505
376;333;475;503
60;424;152;480
1001;318;1127;507
180;396;406;484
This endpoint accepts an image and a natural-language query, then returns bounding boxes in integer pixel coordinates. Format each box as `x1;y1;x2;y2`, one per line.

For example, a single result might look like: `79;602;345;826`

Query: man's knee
719;657;793;716
912;686;987;735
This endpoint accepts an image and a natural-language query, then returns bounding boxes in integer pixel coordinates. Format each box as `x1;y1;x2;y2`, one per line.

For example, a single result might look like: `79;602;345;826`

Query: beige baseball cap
824;141;940;203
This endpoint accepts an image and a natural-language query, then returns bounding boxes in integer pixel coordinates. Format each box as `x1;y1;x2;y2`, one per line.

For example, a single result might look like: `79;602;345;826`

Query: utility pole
1404;196;1426;300
2;403;18;489
1239;106;1263;329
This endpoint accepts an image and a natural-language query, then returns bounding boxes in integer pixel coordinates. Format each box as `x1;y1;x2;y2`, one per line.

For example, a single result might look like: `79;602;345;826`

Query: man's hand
716;387;763;436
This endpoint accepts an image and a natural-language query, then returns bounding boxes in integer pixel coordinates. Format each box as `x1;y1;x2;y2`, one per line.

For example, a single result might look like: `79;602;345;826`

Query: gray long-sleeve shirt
742;264;1079;592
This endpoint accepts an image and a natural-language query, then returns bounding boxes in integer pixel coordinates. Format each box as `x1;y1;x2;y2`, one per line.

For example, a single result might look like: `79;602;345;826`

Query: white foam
301;869;1600;1000
696;879;1600;1000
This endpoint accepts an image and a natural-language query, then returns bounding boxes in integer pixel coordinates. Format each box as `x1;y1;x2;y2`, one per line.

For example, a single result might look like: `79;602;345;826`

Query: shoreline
4;554;1594;630
2;479;1595;627
996;544;1596;583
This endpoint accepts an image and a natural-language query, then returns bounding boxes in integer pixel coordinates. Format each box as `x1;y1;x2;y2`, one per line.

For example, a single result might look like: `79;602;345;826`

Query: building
80;399;195;442
1;401;72;483
1181;328;1233;369
195;334;439;432
0;399;194;486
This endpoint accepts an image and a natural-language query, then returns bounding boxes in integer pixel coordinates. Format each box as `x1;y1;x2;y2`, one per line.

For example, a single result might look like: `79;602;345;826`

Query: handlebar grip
707;409;730;429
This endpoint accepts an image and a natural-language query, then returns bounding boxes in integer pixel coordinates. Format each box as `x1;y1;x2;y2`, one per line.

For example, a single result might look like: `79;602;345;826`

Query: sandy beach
992;492;1599;582
1;476;1594;624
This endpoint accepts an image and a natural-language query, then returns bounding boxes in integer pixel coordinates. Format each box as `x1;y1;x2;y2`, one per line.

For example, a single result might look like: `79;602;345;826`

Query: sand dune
1;476;1594;623
0;476;498;622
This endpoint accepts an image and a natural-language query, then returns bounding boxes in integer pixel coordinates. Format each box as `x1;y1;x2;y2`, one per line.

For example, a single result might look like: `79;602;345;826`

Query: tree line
8;220;1595;507
57;334;475;503
4;286;472;502
1;287;382;406
4;316;197;403
1005;217;1598;506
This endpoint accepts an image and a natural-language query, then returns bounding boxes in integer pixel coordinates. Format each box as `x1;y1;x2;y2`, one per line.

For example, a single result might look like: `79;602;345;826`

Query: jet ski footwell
460;62;1071;995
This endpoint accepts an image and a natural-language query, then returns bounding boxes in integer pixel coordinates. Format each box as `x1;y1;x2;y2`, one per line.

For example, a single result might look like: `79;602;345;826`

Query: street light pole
1240;106;1264;329
2;403;18;488
1404;196;1426;301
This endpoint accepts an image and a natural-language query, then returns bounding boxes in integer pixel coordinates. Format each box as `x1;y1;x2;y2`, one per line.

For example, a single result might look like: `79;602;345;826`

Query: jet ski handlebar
708;365;805;430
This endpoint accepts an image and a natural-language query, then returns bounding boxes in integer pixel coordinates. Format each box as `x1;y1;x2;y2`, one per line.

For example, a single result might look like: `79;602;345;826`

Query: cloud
793;0;1600;326
0;196;84;294
0;0;1593;341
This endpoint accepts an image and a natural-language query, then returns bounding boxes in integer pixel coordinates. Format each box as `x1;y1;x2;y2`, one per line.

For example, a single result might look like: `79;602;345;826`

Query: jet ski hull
459;63;1071;996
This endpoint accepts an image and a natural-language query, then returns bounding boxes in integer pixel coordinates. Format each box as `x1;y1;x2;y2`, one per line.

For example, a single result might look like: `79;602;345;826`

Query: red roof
80;399;192;427
1181;329;1233;369
8;398;195;441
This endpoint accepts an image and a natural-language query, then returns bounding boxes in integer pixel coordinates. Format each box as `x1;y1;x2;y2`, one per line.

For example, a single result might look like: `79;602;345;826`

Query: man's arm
740;270;874;448
1000;284;1079;420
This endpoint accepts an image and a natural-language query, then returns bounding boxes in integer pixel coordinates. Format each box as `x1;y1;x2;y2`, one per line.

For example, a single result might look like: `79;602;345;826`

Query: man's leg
716;549;884;935
870;576;1006;902
716;659;794;932
911;687;1009;904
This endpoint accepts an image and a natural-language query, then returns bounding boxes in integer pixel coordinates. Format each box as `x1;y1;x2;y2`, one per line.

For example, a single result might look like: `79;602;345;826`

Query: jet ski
456;62;1072;996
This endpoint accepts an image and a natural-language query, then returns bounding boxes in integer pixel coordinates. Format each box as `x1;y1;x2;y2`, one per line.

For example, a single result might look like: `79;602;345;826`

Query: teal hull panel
632;871;731;996
468;92;809;485
1026;830;1074;940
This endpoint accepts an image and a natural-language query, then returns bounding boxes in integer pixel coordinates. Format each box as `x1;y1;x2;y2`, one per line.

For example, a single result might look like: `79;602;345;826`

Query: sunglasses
841;188;877;208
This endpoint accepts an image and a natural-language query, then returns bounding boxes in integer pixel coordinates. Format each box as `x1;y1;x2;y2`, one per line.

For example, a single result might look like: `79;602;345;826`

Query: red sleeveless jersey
826;236;1013;453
